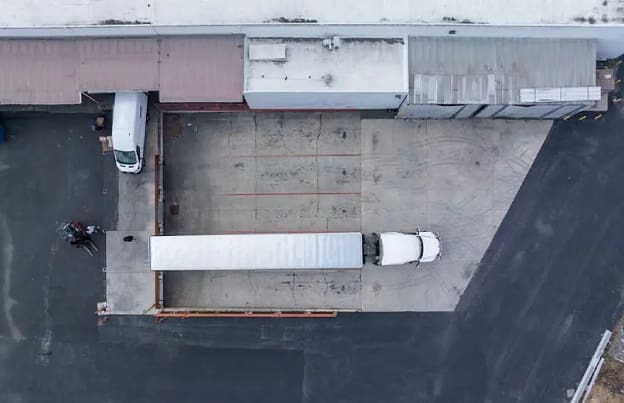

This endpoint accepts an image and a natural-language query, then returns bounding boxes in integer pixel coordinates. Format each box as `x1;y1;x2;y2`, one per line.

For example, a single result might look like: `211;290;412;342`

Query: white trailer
150;231;441;271
150;232;364;271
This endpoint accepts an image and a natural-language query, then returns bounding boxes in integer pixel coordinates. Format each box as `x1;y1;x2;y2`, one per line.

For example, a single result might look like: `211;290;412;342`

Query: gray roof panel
408;37;596;105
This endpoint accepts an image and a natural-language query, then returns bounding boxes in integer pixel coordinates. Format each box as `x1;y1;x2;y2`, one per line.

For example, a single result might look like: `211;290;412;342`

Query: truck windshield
114;149;137;165
416;236;424;260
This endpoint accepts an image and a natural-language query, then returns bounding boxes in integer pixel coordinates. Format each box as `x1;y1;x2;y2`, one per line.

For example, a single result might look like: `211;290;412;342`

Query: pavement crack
0;212;24;342
38;242;58;365
247;270;259;307
289;273;297;308
321;271;329;303
316;114;322;215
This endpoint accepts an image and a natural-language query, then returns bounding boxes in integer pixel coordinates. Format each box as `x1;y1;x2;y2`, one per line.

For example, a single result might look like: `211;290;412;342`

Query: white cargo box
150;233;363;271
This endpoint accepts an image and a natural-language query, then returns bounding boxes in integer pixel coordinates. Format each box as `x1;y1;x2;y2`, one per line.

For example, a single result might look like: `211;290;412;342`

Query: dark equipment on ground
0;121;6;144
91;115;105;131
56;221;99;256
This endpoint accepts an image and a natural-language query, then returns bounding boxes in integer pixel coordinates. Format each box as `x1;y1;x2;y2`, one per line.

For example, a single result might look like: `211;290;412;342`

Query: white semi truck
149;231;441;271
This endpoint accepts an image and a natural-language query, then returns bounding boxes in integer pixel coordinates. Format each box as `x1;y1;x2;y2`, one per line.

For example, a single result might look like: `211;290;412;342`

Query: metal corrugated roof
159;36;244;103
76;38;160;92
0;36;243;105
0;40;78;104
408;37;596;105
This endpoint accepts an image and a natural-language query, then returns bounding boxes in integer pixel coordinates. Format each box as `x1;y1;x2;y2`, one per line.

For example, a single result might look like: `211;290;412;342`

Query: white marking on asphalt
38;244;57;365
0;213;24;341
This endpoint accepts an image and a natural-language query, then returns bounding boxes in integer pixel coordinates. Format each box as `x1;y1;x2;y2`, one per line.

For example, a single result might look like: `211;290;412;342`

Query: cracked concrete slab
164;270;361;311
360;119;551;311
161;113;550;311
105;99;158;314
105;231;154;315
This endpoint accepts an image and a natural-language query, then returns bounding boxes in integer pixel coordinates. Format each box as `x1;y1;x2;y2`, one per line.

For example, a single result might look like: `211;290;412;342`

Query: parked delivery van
112;92;148;174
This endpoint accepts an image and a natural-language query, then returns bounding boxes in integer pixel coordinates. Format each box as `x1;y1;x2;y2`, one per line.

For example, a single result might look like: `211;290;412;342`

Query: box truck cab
112;92;148;174
374;231;441;266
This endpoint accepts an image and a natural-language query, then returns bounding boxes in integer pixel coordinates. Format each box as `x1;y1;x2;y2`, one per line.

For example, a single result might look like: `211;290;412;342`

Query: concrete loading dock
160;112;550;312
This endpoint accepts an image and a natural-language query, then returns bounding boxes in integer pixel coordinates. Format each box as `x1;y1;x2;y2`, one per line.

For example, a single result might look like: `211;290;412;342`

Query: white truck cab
375;231;441;266
112;92;148;174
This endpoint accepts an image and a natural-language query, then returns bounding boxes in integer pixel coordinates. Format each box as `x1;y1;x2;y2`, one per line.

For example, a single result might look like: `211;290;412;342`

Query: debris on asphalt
587;359;624;403
587;316;624;402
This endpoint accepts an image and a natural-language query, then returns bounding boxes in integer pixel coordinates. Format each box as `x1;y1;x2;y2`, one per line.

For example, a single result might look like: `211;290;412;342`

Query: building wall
455;104;484;119
543;104;587;119
493;104;577;119
397;104;465;119
397;103;591;120
244;91;406;109
475;104;590;119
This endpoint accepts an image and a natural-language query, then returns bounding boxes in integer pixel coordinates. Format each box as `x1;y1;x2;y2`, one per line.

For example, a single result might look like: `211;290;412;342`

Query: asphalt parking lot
0;112;301;403
162;112;549;311
0;113;115;336
2;70;624;402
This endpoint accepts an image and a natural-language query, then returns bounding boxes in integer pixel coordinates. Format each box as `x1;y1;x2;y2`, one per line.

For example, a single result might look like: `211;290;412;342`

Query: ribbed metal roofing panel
408;37;596;105
0;40;79;105
76;38;159;92
159;36;244;102
0;36;244;105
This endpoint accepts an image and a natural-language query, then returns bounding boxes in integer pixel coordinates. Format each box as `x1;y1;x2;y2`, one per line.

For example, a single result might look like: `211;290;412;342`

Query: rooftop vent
249;44;287;61
321;73;333;86
322;37;341;51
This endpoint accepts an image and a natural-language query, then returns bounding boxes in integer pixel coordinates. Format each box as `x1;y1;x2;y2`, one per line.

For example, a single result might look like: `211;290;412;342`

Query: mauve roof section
0;36;244;105
0;40;79;105
76;38;160;92
159;36;244;103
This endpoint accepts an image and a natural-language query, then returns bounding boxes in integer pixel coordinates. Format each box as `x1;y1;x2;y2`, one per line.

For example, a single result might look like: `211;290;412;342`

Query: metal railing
154;310;338;322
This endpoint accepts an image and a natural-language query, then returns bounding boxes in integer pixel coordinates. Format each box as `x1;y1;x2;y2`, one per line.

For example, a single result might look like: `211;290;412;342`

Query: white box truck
149;231;441;271
111;91;148;174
